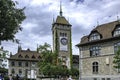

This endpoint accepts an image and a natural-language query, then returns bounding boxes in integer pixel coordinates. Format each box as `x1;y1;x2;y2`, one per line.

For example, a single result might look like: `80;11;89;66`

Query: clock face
61;38;68;45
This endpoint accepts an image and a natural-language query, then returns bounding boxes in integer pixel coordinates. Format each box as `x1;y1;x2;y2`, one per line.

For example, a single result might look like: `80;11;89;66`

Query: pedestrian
16;74;19;80
0;74;4;80
67;75;72;80
9;74;13;80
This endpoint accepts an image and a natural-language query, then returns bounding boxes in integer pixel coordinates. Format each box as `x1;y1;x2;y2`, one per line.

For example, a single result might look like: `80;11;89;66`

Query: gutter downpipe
79;47;82;80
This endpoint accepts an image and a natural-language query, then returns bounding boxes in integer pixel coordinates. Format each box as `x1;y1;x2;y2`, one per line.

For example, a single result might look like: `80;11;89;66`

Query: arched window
89;32;100;41
11;61;15;66
19;69;22;75
114;42;120;53
32;62;36;67
11;68;15;74
92;62;98;74
90;46;101;57
113;25;120;37
25;62;28;67
18;61;22;67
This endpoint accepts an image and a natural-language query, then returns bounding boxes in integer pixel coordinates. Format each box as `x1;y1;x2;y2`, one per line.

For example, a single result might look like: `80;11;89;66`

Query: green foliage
38;43;51;53
0;51;8;59
38;43;78;78
0;0;26;42
55;30;58;53
113;47;120;72
0;67;8;73
0;48;9;59
70;68;79;77
70;30;73;69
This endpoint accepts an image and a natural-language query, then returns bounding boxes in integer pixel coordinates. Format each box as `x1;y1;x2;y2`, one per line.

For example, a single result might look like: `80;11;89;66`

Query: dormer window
18;54;23;58
25;55;29;58
32;55;35;59
89;32;100;41
38;56;41;59
113;25;120;37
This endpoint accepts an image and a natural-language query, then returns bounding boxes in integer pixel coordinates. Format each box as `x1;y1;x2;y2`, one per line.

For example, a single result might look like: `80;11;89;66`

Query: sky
1;0;120;55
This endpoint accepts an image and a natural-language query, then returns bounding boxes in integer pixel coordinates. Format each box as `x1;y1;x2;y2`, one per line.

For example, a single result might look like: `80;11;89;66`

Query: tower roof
54;16;71;26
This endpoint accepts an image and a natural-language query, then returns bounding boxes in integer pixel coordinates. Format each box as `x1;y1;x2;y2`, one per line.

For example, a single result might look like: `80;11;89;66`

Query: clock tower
52;4;72;69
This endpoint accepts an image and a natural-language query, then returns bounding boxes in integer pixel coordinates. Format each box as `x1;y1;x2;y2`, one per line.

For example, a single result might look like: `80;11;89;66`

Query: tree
38;43;75;79
0;47;9;68
0;0;26;43
113;47;120;73
70;68;79;78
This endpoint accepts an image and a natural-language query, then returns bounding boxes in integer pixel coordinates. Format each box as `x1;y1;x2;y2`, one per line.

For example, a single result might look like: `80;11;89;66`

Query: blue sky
1;0;120;55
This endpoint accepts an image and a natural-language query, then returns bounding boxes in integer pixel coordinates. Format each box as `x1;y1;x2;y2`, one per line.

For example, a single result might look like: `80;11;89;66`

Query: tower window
90;46;101;57
92;62;98;74
60;32;67;37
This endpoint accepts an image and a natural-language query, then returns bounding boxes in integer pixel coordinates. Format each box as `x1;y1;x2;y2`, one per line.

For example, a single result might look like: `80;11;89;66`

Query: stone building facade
77;20;120;80
8;46;41;79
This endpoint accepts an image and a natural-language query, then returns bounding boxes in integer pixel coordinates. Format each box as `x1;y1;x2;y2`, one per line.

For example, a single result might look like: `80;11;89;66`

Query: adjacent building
77;20;120;80
8;46;41;79
73;55;79;69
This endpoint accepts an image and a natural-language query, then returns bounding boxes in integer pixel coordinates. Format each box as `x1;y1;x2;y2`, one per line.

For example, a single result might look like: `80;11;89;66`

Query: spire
53;14;55;23
60;1;63;16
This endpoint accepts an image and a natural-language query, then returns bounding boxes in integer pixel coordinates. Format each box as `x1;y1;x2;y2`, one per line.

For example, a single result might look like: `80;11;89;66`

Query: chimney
18;45;22;52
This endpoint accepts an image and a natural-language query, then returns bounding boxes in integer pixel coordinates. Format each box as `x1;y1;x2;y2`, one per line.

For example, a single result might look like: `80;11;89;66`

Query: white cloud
1;0;120;55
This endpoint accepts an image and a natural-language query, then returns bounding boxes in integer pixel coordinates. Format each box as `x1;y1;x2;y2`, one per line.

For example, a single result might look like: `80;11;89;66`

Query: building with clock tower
52;5;72;69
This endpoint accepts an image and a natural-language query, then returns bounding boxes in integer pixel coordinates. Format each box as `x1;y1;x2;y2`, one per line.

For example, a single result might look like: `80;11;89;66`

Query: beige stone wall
80;40;120;77
81;55;118;76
